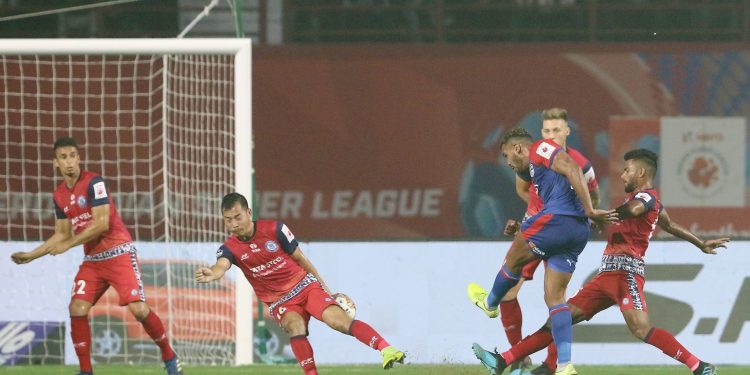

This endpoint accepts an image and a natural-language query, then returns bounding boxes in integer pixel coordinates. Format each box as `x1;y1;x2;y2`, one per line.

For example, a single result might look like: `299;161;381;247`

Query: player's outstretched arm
290;247;332;295
195;257;232;283
11;218;73;264
550;150;616;223
658;208;730;255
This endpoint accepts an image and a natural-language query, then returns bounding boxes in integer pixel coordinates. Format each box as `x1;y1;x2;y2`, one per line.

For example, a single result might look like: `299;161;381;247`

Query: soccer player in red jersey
10;137;183;375
194;193;405;374
473;149;726;375
500;108;600;374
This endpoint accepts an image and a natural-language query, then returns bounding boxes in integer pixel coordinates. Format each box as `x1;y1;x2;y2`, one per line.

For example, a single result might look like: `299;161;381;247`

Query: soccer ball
333;293;356;319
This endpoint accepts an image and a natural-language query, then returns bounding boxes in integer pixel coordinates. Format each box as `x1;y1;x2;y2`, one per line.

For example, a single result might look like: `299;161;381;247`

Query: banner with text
2;241;748;365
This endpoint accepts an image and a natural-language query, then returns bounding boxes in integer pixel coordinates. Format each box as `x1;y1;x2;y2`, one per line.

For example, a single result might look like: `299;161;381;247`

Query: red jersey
217;220;307;304
53;170;132;256
522;145;598;217
603;189;662;259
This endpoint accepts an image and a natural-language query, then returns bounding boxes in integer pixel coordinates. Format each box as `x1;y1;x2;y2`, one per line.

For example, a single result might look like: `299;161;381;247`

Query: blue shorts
520;213;589;274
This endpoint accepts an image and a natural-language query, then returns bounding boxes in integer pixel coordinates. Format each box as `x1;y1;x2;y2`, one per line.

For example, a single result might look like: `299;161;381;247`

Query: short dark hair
221;192;249;211
624;148;658;178
499;127;533;148
53;137;79;153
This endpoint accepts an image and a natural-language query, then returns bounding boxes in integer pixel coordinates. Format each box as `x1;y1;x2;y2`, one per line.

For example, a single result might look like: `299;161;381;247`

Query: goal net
0;39;253;366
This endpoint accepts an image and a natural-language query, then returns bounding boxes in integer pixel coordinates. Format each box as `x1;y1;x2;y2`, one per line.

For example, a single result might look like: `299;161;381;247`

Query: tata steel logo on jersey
265;240;279;252
77;195;88;208
677;148;729;199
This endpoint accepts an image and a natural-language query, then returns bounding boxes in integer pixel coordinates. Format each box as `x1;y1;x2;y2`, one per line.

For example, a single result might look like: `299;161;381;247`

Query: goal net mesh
1;53;241;366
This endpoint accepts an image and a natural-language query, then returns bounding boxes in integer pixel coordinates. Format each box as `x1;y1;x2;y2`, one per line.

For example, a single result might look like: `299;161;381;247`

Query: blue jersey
528;139;585;217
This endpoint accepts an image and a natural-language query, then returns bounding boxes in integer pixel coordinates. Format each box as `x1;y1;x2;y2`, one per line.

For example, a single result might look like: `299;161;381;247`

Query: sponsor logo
325;297;332;302
70;212;93;229
536;141;555;159
265;240;279;252
131;289;138;296
622;297;630;305
529;164;535;178
250;256;285;274
676;148;728;199
369;336;378;348
77;195;87;208
215;248;223;257
250;243;260;253
93;181;107;199
635;192;652;202
0;322;64;366
300;357;314;366
282;224;295;242
240;253;249;261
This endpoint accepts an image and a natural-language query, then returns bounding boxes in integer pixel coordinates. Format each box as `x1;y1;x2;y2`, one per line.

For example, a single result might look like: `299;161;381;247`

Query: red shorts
568;271;647;319
72;245;145;306
269;281;337;326
521;258;545;280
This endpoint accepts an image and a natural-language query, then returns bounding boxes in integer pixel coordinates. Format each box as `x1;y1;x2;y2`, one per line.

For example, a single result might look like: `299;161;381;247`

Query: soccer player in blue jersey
468;127;616;375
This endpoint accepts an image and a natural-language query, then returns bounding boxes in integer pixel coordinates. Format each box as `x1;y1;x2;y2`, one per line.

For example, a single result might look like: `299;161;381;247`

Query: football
333;292;356;319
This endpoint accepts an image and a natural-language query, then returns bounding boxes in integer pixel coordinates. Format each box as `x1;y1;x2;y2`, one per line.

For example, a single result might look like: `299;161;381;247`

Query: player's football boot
164;354;184;375
381;346;405;370
530;362;555;375
471;342;507;375
467;283;499;318
554;363;577;375
693;361;718;375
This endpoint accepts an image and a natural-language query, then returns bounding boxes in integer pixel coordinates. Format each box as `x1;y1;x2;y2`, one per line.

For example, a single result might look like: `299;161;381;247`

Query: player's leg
69;262;108;375
107;250;180;373
500;278;525;345
308;285;404;370
619;274;717;375
468;230;537;317
280;310;318;375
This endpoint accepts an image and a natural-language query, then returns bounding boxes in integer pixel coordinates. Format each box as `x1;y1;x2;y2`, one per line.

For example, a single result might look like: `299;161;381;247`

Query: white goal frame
0;38;254;365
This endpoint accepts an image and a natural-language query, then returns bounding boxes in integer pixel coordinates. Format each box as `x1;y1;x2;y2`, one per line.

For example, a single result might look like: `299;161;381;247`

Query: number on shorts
72;280;86;295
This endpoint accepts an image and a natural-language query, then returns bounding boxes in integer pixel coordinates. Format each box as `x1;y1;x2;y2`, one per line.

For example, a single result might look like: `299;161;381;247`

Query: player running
497;108;600;374
472;149;726;375
467;127;616;375
10;137;183;375
195;193;405;374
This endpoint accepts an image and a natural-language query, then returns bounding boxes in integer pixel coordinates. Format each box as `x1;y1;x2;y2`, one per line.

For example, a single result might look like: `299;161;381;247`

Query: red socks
543;342;558;371
140;310;175;361
502;327;553;365
349;320;390;350
290;336;318;375
500;299;523;345
70;316;92;373
645;327;700;370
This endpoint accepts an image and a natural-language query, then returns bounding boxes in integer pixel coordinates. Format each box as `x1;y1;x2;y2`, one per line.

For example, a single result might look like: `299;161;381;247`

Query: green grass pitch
2;365;749;375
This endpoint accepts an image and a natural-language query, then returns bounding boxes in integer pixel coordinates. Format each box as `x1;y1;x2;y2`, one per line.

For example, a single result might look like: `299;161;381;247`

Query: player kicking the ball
473;149;726;375
467;127;616;375
195;193;405;374
10;137;182;375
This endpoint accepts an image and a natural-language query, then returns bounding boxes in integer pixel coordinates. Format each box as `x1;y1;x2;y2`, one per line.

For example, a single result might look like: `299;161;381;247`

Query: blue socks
486;265;520;309
549;303;572;364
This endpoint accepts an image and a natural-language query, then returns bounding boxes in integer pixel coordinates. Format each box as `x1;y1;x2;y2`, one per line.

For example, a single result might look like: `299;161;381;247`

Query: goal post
0;38;254;366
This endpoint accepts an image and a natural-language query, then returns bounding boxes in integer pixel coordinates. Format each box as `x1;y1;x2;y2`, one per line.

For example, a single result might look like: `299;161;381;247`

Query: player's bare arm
658;208;730;255
195;257;231;283
48;204;110;255
289;247;332;295
550;149;616;223
515;175;531;204
589;185;601;208
614;198;649;220
10;218;73;264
